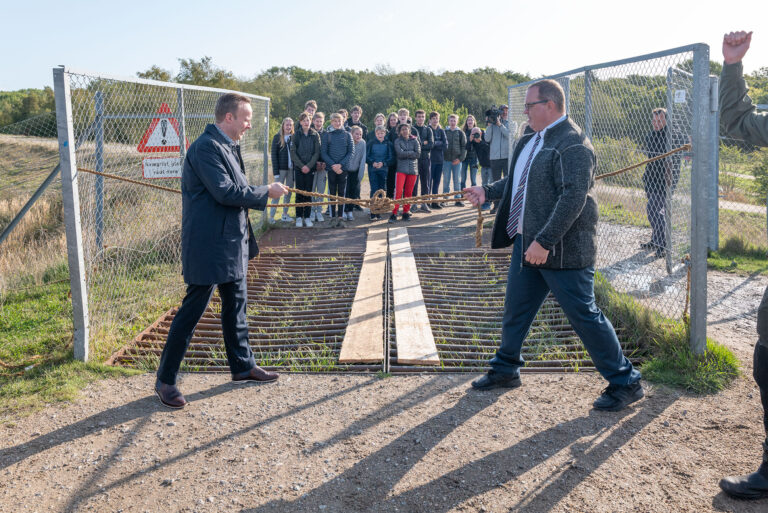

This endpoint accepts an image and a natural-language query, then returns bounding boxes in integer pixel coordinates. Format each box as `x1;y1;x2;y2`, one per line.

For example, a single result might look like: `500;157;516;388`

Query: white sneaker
304;218;313;227
296;218;303;228
281;213;292;222
309;211;317;222
316;212;324;222
268;217;276;225
347;211;354;221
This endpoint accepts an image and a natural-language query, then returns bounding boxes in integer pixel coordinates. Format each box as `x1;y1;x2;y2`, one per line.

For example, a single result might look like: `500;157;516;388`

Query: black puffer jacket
289;128;321;171
271;132;291;175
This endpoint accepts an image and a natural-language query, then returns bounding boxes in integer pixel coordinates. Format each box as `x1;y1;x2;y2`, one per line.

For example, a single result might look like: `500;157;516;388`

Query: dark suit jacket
483;117;598;270
181;124;269;285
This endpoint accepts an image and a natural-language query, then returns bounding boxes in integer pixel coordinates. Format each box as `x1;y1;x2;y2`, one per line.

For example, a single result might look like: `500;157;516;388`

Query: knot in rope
369;190;394;214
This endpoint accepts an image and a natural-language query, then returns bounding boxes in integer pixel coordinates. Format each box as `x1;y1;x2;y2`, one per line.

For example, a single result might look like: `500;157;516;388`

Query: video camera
485;105;503;125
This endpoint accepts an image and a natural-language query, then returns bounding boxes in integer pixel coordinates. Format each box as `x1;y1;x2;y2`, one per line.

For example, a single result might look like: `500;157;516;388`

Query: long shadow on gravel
53;376;456;512
0;381;236;471
241;391;676;513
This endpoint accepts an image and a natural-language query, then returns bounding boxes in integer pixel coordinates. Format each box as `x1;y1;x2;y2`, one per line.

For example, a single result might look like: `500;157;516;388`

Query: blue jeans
430;161;443;195
369;166;387;199
461;161;478;187
490;238;641;386
442;160;462;198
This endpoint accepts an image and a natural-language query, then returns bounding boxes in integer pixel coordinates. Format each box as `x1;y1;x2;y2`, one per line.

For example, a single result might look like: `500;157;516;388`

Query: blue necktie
506;133;541;238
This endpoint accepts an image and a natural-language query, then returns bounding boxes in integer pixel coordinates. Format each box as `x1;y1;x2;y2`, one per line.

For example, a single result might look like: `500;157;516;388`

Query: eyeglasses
524;100;549;109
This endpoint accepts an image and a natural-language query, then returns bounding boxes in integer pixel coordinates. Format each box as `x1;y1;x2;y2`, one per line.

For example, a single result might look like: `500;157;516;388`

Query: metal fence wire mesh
509;49;702;321
0;112;63;292
63;71;269;357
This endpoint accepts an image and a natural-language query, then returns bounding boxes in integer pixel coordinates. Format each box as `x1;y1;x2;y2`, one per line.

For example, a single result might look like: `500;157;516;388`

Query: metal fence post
709;76;720;251
690;45;712;355
176;87;187;160
53;67;90;361
584;70;593;140
94;91;105;251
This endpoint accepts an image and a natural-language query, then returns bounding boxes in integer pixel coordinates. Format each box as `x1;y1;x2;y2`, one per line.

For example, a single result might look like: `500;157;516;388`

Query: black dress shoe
471;370;522;390
232;365;279;384
401;212;411;221
593;382;644;411
719;470;768;500
431;202;443;210
155;380;187;409
654;248;666;259
639;241;656;250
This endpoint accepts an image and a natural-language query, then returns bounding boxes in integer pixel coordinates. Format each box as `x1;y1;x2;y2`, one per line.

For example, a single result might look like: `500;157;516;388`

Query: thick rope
595;144;691;181
78;144;691;251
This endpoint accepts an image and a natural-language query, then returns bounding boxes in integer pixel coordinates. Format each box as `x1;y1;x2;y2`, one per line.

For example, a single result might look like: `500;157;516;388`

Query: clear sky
1;0;765;91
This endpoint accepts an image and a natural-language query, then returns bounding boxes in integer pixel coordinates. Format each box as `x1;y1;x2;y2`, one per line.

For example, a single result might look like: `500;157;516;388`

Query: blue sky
1;0;765;91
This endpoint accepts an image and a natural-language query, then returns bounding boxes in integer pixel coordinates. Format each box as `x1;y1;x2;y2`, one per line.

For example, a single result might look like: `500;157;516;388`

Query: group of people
153;28;768;503
269;101;516;226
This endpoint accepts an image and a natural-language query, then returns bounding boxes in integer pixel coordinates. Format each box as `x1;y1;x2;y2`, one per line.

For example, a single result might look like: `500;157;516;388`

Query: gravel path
3;202;767;512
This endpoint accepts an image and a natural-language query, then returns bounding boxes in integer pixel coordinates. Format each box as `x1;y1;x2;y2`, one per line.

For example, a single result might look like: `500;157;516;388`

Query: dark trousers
157;278;255;385
344;170;360;213
386;163;397;199
327;170;347;218
644;181;669;248
294;169;315;219
430;160;443;195
490;159;507;208
414;157;431;196
490;238;641;385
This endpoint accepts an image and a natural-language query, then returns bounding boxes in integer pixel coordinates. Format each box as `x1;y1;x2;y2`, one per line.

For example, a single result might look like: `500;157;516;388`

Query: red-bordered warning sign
136;102;190;153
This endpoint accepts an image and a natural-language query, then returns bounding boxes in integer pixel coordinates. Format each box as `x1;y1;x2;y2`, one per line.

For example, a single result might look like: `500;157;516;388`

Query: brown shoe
232;365;279;384
155;380;187;409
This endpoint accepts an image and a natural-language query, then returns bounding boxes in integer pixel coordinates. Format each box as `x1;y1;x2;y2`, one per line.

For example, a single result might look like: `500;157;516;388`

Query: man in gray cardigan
154;93;289;409
718;30;768;501
463;79;642;412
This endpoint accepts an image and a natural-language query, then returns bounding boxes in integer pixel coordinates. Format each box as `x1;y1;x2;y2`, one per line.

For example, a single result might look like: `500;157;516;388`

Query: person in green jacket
718;30;768;501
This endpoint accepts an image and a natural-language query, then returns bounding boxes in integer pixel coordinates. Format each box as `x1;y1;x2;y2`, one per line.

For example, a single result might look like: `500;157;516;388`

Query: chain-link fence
717;133;768;255
508;45;716;351
53;67;270;360
0;112;64;292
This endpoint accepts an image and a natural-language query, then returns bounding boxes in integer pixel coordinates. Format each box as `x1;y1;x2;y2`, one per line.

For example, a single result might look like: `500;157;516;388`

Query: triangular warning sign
136;103;190;153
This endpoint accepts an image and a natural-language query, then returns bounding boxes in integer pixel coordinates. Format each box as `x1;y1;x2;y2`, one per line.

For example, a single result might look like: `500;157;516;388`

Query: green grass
594;272;740;394
598;202;649;228
642;338;741;394
0;268;140;418
707;235;768;276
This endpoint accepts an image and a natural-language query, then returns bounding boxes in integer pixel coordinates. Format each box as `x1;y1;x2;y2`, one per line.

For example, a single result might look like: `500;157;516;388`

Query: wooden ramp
338;227;388;363
389;227;440;365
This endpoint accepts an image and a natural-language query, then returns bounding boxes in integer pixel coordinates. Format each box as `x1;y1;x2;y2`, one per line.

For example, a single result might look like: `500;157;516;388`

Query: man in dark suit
462;79;642;412
155;93;289;409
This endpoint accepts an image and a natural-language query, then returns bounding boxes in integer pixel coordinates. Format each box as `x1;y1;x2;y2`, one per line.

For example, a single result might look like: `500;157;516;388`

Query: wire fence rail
508;44;717;353
52;67;270;361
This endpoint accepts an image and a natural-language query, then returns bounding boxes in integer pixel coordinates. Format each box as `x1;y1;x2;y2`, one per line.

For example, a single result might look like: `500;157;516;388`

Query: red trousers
393;172;418;215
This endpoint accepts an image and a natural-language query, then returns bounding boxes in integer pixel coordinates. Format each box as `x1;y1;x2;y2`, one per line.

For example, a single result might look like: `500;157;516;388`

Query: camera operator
484;104;511;213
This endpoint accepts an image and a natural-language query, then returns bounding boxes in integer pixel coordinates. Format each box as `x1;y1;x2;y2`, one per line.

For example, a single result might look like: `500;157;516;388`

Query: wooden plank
390;227;440;365
338;227;388;363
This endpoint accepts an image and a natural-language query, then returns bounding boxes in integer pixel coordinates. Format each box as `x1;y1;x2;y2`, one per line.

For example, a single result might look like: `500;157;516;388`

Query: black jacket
289;128;321;172
413;124;434;158
181;124;268;285
271;132;292;175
